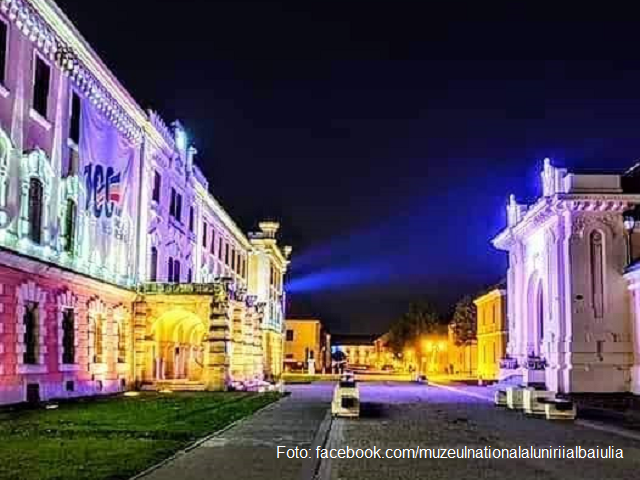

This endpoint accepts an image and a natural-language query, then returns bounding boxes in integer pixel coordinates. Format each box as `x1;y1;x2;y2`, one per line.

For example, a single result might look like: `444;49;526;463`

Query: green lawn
0;391;282;480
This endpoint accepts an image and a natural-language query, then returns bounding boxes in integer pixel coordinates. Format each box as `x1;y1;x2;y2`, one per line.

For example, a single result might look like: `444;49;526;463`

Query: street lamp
624;211;636;265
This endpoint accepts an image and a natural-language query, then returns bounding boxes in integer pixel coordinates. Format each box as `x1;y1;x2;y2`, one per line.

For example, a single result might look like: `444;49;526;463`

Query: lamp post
624;212;636;265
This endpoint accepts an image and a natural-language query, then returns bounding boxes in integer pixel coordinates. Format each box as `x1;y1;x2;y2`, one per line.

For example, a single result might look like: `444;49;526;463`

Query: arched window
64;199;77;254
174;260;181;283
116;321;126;364
23;302;39;364
590;230;604;319
62;309;75;364
28;178;43;244
149;247;158;282
537;283;544;342
92;314;104;363
167;257;174;283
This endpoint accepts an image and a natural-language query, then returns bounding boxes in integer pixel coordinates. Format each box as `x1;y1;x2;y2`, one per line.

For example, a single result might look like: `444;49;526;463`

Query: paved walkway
139;383;333;480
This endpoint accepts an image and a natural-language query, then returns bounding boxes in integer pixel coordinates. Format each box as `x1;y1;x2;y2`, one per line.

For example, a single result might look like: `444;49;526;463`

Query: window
210;229;216;254
189;207;194;232
590;230;604;319
187;268;192;283
117;322;126;364
0;20;7;86
69;92;81;144
168;257;174;282
64;199;76;254
225;243;229;265
286;329;294;341
149;247;158;282
202;222;207;247
218;238;223;260
169;188;176;217
173;260;181;283
23;302;38;364
62;309;75;364
33;56;51;118
28;178;43;244
152;172;161;203
175;192;182;222
231;249;236;271
92;314;104;363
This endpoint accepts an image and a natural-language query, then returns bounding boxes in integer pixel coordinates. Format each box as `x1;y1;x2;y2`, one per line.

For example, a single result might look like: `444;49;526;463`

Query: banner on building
80;100;134;220
79;99;136;274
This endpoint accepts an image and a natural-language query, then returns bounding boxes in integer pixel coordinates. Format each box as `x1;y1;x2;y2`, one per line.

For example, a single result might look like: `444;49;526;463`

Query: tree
387;300;441;354
450;296;476;346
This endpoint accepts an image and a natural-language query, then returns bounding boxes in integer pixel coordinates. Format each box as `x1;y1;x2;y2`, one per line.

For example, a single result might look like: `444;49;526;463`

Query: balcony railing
138;282;219;295
499;357;518;370
525;356;547;371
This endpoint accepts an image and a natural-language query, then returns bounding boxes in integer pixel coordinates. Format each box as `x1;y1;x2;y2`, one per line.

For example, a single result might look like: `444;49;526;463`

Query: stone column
254;301;265;381
243;305;255;381
132;298;147;386
203;283;231;391
230;302;245;382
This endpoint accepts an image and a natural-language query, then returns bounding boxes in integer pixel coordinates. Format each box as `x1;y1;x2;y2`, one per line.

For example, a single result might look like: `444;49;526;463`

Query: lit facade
284;318;330;373
493;159;640;393
0;0;291;405
474;288;506;381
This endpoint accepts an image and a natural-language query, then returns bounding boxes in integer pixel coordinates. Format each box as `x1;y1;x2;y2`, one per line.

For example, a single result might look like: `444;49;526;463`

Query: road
323;381;640;480
140;380;640;480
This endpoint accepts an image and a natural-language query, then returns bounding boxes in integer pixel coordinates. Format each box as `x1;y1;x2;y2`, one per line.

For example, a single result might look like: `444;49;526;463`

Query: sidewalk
138;383;334;480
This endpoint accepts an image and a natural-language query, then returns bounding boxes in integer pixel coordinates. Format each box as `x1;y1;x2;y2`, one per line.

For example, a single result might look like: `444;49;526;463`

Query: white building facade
493;159;640;394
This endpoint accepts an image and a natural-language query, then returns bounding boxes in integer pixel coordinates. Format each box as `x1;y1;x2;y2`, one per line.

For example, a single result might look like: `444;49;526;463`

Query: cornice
193;182;251;250
7;0;175;147
493;192;640;250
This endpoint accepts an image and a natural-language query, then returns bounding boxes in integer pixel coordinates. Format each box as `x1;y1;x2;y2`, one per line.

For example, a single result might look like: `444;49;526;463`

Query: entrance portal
147;309;207;383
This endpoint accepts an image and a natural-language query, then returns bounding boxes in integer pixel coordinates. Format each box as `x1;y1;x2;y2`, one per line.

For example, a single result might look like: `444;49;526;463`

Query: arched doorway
147;309;207;383
526;274;545;357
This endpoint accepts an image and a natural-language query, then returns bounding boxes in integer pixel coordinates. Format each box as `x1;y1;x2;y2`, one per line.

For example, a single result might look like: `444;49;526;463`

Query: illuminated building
332;335;377;369
473;287;506;381
284;318;331;373
493;158;640;393
0;0;290;404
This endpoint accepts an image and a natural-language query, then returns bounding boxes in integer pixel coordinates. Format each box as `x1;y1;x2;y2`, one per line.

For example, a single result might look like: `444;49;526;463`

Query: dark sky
57;1;640;334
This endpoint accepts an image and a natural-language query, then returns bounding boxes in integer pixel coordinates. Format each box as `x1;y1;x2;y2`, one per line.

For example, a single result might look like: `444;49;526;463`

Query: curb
299;409;333;480
130;394;287;480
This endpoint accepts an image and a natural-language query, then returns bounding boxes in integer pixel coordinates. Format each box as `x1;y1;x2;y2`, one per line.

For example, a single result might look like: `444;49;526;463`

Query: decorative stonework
16;281;48;373
56;289;79;369
87;297;108;369
0;0;141;141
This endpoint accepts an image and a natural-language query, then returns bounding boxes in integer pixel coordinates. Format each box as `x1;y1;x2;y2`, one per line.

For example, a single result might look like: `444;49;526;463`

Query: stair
143;380;206;392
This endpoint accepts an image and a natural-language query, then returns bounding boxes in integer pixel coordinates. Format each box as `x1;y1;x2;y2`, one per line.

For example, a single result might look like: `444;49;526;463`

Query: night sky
56;1;640;335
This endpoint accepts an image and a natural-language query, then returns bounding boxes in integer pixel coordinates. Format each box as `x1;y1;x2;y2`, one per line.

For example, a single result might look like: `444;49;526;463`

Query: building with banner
0;0;290;404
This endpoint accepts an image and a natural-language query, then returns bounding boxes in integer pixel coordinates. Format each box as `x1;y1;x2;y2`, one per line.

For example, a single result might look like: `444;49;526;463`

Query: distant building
284;318;330;373
474;288;507;381
332;335;377;368
493;158;640;393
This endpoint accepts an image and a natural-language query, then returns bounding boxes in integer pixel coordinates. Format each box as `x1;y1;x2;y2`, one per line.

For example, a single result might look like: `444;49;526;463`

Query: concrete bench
506;386;525;409
494;389;508;407
523;388;555;415
538;398;576;420
332;380;360;418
